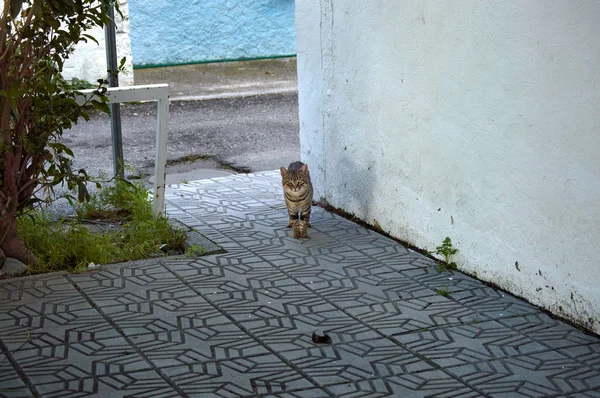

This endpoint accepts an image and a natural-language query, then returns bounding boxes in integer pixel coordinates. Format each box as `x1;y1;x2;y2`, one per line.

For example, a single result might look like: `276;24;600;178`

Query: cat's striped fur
280;161;313;238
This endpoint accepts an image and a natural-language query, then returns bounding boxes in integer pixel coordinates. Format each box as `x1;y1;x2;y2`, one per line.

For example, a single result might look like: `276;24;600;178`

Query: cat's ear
300;163;309;174
280;167;288;177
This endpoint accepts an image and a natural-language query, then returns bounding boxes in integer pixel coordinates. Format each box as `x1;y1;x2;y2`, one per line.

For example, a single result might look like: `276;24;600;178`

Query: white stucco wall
296;1;600;332
62;0;134;86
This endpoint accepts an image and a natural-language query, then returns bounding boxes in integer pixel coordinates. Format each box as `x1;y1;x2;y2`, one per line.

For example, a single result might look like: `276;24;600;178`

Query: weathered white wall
62;0;134;86
296;1;600;332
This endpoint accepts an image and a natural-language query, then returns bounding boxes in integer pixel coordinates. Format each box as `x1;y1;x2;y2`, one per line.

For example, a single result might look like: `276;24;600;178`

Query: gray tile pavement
1;171;600;397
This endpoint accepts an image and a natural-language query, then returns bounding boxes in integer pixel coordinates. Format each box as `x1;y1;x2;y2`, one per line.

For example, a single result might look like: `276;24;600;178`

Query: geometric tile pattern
1;171;600;397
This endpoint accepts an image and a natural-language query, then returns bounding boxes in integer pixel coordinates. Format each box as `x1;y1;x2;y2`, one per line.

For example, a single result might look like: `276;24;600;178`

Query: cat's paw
292;230;308;239
292;225;308;239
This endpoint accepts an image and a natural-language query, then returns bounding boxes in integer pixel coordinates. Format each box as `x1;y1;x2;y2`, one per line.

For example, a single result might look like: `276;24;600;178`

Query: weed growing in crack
437;286;452;297
186;244;207;257
435;237;458;272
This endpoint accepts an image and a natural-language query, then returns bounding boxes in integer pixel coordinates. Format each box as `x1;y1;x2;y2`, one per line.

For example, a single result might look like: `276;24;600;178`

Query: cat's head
280;164;310;193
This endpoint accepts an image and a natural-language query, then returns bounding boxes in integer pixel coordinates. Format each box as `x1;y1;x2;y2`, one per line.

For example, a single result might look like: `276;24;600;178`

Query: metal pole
104;2;124;179
153;93;170;218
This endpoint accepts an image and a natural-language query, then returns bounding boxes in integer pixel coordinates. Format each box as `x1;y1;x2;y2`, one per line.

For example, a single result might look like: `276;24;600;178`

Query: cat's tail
292;220;309;239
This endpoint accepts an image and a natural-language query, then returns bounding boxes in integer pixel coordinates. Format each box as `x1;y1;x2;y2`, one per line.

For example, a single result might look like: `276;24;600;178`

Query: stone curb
170;87;298;102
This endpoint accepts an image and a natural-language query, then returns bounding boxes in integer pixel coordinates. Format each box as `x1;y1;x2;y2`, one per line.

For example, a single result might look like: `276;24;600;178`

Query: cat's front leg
287;209;299;228
300;206;312;228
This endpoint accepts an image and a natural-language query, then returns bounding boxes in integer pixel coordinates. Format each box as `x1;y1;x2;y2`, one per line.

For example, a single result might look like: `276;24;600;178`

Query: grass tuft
18;180;190;275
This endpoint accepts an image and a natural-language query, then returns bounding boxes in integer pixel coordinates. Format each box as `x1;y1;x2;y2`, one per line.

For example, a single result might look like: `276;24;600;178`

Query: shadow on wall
323;151;377;226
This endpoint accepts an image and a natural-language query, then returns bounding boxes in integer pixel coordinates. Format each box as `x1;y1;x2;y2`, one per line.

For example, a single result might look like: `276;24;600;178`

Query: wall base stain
315;199;599;337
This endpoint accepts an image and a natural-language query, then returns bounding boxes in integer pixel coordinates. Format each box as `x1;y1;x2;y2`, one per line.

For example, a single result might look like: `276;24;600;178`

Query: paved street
63;92;300;180
1;172;600;397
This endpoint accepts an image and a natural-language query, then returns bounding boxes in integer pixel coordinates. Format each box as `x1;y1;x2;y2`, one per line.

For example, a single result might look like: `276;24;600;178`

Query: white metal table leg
153;95;170;217
76;84;171;219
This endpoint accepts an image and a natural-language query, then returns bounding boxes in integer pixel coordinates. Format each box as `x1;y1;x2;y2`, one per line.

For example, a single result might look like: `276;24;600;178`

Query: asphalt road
62;92;300;181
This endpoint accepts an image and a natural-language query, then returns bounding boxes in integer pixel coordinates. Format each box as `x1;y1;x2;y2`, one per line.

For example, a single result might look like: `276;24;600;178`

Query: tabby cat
280;161;313;238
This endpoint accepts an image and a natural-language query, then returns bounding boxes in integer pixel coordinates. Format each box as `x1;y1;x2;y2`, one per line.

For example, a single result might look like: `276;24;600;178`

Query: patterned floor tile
278;339;482;397
450;286;542;320
0;352;32;398
447;358;600;397
377;273;440;300
392;320;558;368
134;324;269;367
69;263;199;308
498;313;600;348
8;338;180;398
0;281;120;353
255;247;319;270
1;171;600;397
280;338;435;382
162;353;316;397
100;294;231;336
496;313;600;371
241;311;381;352
345;295;482;336
206;286;337;322
304;285;390;311
294;267;400;305
400;266;489;294
0;274;74;304
260;388;332;398
164;255;298;294
326;372;481;398
562;390;600;398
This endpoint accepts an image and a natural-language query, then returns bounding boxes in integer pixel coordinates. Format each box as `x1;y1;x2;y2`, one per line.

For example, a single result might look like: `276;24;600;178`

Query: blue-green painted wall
128;0;296;67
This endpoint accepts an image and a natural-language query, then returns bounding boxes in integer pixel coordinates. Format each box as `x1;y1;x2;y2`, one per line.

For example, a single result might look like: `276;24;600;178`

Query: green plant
18;180;190;274
18;211;121;273
0;0;120;266
437;285;452;297
76;179;150;220
186;244;206;257
435;237;458;271
66;77;94;90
